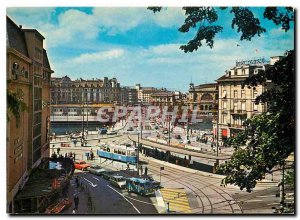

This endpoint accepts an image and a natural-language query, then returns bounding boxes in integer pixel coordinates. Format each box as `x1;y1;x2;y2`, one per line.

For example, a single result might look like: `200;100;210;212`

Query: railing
230;109;247;115
228;124;244;128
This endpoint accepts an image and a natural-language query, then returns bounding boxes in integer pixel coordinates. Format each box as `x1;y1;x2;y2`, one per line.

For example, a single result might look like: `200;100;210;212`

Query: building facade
120;86;138;106
50;76;121;105
150;91;175;106
135;84;168;104
6;16;53;212
189;83;218;116
213;56;281;141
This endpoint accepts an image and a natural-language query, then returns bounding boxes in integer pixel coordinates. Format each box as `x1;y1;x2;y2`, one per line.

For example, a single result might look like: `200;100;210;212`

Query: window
241;102;246;111
234;90;238;98
242;69;246;75
254;103;258;111
223;101;227;109
222;90;227;98
253;89;258;99
241;90;245;99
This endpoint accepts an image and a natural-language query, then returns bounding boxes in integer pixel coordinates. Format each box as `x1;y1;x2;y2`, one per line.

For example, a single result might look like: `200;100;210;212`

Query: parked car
154;125;159;129
109;175;127;189
127;127;134;131
175;134;181;139
183;139;191;144
107;130;118;135
146;176;160;189
102;170;115;180
74;160;90;170
87;164;106;176
99;128;107;134
163;129;169;134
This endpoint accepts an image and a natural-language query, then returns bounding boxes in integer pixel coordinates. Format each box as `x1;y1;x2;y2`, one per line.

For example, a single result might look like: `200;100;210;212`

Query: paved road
51;132;280;214
72;171;158;214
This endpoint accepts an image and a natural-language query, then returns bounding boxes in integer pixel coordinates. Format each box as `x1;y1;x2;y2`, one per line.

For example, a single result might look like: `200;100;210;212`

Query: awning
222;129;228;137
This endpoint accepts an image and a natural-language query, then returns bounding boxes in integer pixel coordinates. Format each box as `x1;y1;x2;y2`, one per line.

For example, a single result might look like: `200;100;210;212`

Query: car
175;134;181;139
109;175;127;189
183;139;191;144
163;130;169;134
74;160;90;170
87;164;106;175
154;126;159;129
146;176;161;189
99;128;107;134
102;170;115;180
107;130;118;135
127;127;134;131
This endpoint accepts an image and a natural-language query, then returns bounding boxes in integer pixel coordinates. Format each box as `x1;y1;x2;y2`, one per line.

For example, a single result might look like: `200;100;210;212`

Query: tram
126;177;155;196
96;144;137;164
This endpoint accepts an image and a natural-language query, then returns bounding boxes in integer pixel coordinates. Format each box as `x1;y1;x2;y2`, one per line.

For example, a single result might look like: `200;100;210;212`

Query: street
50;122;281;214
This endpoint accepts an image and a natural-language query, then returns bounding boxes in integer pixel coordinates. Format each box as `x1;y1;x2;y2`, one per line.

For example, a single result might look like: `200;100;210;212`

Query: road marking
82;177;98;187
93;176;100;182
160;188;192;213
107;185;141;214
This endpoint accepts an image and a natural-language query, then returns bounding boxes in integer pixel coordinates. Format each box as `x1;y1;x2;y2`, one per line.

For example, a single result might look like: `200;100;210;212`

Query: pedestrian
75;176;79;188
73;152;76;161
74;194;79;210
65;152;68;158
57;147;60;155
127;162;130;170
144;166;148;176
140;166;143;176
91;152;94;161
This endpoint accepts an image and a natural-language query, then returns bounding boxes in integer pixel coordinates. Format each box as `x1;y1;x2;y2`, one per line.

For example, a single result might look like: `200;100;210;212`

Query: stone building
50;76;121;105
188;83;218;116
135;84;169;104
6;16;53;212
213;56;282;141
150;91;176;106
120;86;138;106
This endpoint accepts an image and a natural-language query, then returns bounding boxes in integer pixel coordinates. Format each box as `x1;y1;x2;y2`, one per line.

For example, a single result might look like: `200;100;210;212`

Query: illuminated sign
236;57;269;67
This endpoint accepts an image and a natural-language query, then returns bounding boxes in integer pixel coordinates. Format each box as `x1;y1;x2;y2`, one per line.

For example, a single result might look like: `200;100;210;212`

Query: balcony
230;109;247;115
228;124;244;129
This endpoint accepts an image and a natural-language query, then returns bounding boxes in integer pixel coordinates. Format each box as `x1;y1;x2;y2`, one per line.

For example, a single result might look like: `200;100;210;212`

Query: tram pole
137;133;140;176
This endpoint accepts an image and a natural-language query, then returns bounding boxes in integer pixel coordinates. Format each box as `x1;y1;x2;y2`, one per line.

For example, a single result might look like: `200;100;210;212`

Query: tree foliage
148;7;294;52
7;89;27;127
217;50;295;192
148;6;294;192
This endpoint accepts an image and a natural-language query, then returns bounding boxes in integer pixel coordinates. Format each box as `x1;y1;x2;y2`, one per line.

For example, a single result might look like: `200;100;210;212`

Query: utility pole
86;101;89;135
137;134;140;176
168;115;171;146
281;160;285;207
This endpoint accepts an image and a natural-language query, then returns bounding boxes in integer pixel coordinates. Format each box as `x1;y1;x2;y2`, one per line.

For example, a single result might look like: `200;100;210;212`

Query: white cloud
151;7;185;28
69;49;125;64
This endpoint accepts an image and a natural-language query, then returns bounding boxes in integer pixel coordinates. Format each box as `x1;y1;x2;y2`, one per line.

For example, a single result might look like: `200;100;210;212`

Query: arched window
201;93;213;101
200;105;204;110
204;105;208;110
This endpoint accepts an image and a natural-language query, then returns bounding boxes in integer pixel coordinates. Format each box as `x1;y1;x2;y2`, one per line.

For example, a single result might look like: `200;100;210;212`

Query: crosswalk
160;188;192;213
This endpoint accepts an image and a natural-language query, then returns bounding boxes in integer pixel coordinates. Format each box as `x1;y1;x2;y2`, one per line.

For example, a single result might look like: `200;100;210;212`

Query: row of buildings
6;16;53;212
50;77;186;107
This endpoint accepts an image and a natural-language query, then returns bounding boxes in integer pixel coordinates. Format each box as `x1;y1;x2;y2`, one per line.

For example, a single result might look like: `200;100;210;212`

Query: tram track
147;161;242;214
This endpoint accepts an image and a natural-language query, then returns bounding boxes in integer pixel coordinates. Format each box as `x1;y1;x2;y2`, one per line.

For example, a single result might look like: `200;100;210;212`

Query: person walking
74;193;79;211
57;147;60;155
140;165;143;176
144;166;148;176
73;152;76;161
75;176;79;188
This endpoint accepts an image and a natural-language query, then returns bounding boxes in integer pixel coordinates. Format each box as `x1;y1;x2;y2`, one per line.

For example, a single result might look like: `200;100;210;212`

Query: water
50;124;101;135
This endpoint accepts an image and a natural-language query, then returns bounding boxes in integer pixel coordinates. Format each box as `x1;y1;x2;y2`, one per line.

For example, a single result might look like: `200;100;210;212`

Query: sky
6;7;294;92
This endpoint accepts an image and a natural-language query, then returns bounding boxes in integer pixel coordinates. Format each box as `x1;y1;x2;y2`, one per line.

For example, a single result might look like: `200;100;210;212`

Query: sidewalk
60;176;90;214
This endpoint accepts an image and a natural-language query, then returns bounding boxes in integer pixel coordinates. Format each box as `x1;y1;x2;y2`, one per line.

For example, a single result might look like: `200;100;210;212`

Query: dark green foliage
148;7;294;51
217;51;295;192
7;89;27;127
230;7;266;41
263;7;294;32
